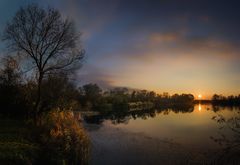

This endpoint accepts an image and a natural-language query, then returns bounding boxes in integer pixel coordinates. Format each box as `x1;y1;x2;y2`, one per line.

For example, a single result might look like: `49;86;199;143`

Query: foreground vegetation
0;4;89;165
0;57;90;164
0;111;89;164
0;119;38;164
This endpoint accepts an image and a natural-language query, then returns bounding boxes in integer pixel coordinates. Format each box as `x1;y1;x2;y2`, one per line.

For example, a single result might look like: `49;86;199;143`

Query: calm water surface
84;104;239;165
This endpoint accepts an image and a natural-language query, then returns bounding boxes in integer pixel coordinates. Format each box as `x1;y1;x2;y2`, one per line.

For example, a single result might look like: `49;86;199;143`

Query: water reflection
84;104;194;125
85;104;240;164
211;108;240;163
198;103;202;111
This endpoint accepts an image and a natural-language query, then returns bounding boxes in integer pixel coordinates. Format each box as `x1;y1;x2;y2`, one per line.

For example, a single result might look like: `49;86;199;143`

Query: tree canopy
2;4;85;116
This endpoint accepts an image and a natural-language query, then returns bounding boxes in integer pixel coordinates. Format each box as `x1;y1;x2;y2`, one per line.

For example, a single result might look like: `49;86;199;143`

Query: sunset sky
1;0;240;99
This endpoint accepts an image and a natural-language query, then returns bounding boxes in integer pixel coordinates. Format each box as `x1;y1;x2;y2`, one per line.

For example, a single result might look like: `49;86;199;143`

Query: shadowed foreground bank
0;110;89;164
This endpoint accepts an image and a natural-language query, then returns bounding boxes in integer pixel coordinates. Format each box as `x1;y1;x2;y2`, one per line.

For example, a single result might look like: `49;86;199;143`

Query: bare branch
2;4;85;114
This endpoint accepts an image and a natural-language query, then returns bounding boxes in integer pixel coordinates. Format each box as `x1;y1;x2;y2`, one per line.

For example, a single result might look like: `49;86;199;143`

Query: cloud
149;32;180;43
1;0;240;96
76;64;115;89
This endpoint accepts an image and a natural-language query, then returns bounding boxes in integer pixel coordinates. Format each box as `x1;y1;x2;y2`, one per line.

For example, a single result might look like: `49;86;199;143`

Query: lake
84;104;240;165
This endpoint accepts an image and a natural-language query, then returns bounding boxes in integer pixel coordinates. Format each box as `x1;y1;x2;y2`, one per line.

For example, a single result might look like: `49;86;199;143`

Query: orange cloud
149;32;179;43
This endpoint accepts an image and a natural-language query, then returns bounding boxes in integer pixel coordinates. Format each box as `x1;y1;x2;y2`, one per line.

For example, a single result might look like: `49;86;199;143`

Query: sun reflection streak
198;104;202;111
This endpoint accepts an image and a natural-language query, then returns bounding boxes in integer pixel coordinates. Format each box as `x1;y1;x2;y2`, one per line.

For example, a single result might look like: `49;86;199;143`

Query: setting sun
198;94;202;99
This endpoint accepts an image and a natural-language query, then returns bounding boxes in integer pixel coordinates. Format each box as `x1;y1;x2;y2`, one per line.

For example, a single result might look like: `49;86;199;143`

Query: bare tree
2;4;85;117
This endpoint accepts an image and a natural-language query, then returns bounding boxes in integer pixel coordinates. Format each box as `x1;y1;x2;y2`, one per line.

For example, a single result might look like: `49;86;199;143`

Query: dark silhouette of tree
82;84;102;99
2;4;84;118
212;94;240;106
0;57;27;117
79;83;102;107
41;74;80;112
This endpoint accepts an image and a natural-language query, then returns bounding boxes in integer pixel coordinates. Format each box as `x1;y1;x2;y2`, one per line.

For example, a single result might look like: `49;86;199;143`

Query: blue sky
1;0;240;98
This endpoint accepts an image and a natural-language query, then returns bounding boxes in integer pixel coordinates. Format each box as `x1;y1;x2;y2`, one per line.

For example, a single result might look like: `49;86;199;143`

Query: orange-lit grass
40;109;90;164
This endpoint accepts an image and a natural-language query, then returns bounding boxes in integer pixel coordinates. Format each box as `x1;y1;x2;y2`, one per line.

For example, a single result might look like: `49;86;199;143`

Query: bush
38;109;90;164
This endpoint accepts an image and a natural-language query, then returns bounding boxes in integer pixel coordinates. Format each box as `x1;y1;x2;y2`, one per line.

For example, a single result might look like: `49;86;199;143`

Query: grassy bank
0;119;39;164
0;110;90;165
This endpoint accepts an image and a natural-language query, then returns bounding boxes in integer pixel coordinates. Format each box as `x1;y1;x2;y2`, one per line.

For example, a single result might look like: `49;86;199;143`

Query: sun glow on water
198;104;202;111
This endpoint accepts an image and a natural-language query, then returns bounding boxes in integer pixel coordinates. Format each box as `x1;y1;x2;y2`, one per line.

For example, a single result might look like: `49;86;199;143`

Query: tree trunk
34;72;43;124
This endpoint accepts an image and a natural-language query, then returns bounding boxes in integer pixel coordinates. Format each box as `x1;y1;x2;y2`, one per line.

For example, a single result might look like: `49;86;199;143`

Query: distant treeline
78;84;195;112
212;94;240;106
0;58;239;118
0;60;194;117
